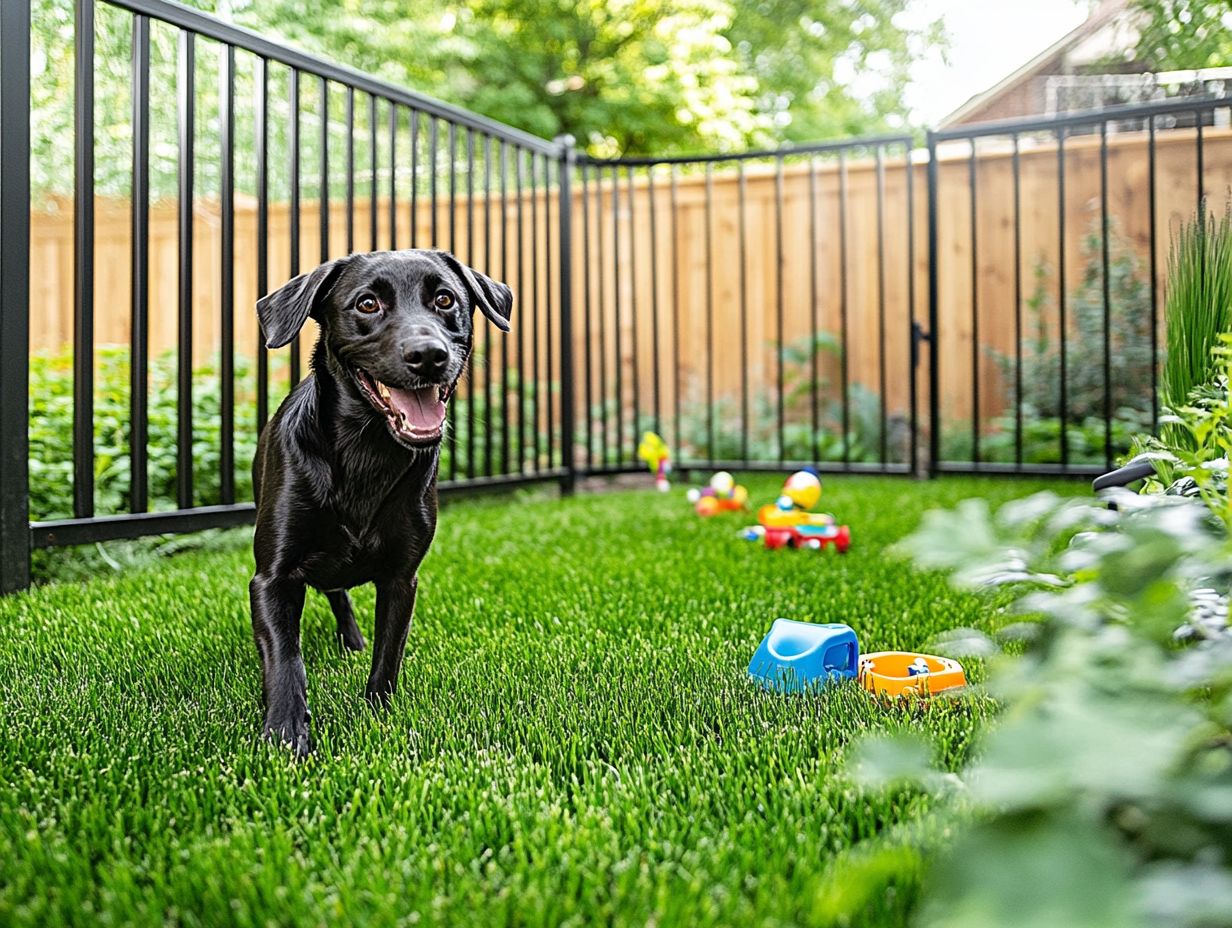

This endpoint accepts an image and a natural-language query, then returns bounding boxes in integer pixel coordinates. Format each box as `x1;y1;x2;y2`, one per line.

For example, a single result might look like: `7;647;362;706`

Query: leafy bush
661;332;908;466
1160;205;1232;455
29;348;260;521
854;489;1232;927
28;346;546;522
994;220;1155;424
1135;335;1232;522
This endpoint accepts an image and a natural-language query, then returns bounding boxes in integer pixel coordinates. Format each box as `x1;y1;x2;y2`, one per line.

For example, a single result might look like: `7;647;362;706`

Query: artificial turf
0;475;1085;927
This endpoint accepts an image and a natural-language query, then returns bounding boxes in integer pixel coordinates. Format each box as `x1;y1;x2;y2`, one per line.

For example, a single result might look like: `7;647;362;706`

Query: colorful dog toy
748;619;859;693
742;469;851;552
858;651;967;698
687;471;749;516
637;431;672;492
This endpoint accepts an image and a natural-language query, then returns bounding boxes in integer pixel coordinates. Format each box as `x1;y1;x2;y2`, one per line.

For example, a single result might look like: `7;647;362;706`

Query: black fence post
925;131;941;478
0;0;32;592
555;135;577;494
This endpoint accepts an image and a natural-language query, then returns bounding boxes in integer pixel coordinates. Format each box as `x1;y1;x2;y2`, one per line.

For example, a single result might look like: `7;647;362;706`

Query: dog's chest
298;494;430;590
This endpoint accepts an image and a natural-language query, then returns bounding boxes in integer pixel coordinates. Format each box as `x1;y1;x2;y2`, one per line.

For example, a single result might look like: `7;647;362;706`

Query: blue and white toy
907;657;931;676
748;619;860;693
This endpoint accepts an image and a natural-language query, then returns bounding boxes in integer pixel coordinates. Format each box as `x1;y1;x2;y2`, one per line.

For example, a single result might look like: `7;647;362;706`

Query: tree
1130;0;1232;70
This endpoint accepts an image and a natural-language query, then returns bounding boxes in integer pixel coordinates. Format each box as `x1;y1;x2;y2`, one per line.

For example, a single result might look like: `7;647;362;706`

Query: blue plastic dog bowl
748;619;859;692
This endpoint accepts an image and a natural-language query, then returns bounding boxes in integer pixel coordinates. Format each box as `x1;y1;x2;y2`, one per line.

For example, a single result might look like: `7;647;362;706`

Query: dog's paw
263;710;314;759
363;681;394;709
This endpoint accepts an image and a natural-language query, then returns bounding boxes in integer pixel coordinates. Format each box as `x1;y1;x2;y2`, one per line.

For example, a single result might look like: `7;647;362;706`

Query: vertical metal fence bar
967;138;979;469
1196;110;1205;213
500;142;510;475
447;121;457;480
838;149;850;467
581;163;593;471
255;56;269;433
612;166;622;466
368;93;377;251
737;161;749;466
219;44;236;505
544;153;555;472
289;68;301;386
648;166;661;437
596;164;608;467
807;157;819;465
925;133;940;474
906;142;918;475
319;77;329;263
410;111;419;249
483;134;493;478
1012;133;1023;469
73;0;96;519
429;118;439;247
557;141;576;493
774;155;785;463
0;0;32;591
515;149;526;471
670;166;681;458
626;165;638;448
1148;116;1159;432
705;164;715;463
1057;126;1069;467
466;129;476;479
529;149;540;473
176;29;195;510
388;101;397;249
1100;121;1113;469
345;86;354;254
875;145;888;465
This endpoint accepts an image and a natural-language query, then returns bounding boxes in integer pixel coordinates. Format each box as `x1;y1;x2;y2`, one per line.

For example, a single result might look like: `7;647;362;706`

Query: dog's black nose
403;338;449;380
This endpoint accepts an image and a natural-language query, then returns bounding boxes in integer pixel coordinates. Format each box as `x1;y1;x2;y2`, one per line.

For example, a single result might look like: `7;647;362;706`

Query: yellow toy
858;651;967;698
637;431;672;492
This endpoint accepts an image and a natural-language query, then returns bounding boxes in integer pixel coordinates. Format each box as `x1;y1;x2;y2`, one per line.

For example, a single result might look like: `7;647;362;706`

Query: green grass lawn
0;475;1086;927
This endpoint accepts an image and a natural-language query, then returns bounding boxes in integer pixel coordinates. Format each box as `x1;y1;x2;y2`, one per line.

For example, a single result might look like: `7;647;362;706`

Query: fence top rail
579;133;914;168
101;0;562;157
930;92;1232;141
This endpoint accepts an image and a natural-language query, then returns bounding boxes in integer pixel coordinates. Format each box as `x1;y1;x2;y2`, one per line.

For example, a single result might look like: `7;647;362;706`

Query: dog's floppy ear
256;258;349;349
437;251;513;332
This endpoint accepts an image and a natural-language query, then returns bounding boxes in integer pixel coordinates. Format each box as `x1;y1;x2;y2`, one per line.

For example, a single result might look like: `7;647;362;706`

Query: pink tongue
386;385;446;430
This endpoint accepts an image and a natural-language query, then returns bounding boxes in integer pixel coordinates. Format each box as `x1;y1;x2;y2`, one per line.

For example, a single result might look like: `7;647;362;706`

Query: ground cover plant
0;475;1082;927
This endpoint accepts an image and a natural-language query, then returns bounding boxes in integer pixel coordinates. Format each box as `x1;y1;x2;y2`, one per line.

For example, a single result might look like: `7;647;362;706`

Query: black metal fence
926;95;1232;476
2;0;1229;593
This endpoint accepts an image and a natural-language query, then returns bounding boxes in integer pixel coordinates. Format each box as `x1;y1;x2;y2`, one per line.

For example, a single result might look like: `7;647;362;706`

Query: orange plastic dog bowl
858;651;966;698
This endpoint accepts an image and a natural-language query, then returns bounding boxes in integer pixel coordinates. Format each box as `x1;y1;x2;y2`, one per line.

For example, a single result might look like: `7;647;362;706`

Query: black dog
251;249;512;756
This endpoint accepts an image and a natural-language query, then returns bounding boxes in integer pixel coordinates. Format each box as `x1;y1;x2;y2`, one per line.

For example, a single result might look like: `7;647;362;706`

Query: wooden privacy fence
27;124;1232;446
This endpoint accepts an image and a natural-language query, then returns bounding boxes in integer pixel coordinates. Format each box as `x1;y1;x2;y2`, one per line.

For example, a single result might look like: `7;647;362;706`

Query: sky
904;0;1093;125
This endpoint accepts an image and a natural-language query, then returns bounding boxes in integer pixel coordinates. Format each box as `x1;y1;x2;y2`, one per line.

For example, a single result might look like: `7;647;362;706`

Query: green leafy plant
977;220;1155;466
1159;206;1232;455
28;346;545;523
1135;335;1232;525
854;490;1232;927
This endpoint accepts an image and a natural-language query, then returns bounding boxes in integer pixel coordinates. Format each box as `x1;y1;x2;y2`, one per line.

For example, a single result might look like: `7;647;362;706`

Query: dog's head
257;249;512;450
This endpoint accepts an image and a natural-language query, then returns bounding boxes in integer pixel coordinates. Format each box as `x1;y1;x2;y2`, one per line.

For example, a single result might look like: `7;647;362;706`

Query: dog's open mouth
353;368;450;446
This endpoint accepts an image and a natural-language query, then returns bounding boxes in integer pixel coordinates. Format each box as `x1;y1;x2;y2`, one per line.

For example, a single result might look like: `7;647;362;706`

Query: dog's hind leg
326;590;366;652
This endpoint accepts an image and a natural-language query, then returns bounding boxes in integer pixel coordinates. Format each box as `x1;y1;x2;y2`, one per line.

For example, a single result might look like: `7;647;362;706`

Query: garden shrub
854;486;1232;926
28;346;540;522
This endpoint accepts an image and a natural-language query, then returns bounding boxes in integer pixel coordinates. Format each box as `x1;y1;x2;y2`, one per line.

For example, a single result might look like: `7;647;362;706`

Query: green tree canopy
202;0;941;155
1130;0;1232;70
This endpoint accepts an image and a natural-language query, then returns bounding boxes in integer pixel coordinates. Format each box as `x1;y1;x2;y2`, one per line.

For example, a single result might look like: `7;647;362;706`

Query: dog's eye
433;290;456;311
356;295;380;314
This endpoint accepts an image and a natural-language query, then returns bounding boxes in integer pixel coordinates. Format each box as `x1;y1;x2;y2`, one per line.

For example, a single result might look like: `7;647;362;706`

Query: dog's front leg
365;574;418;706
250;572;313;757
